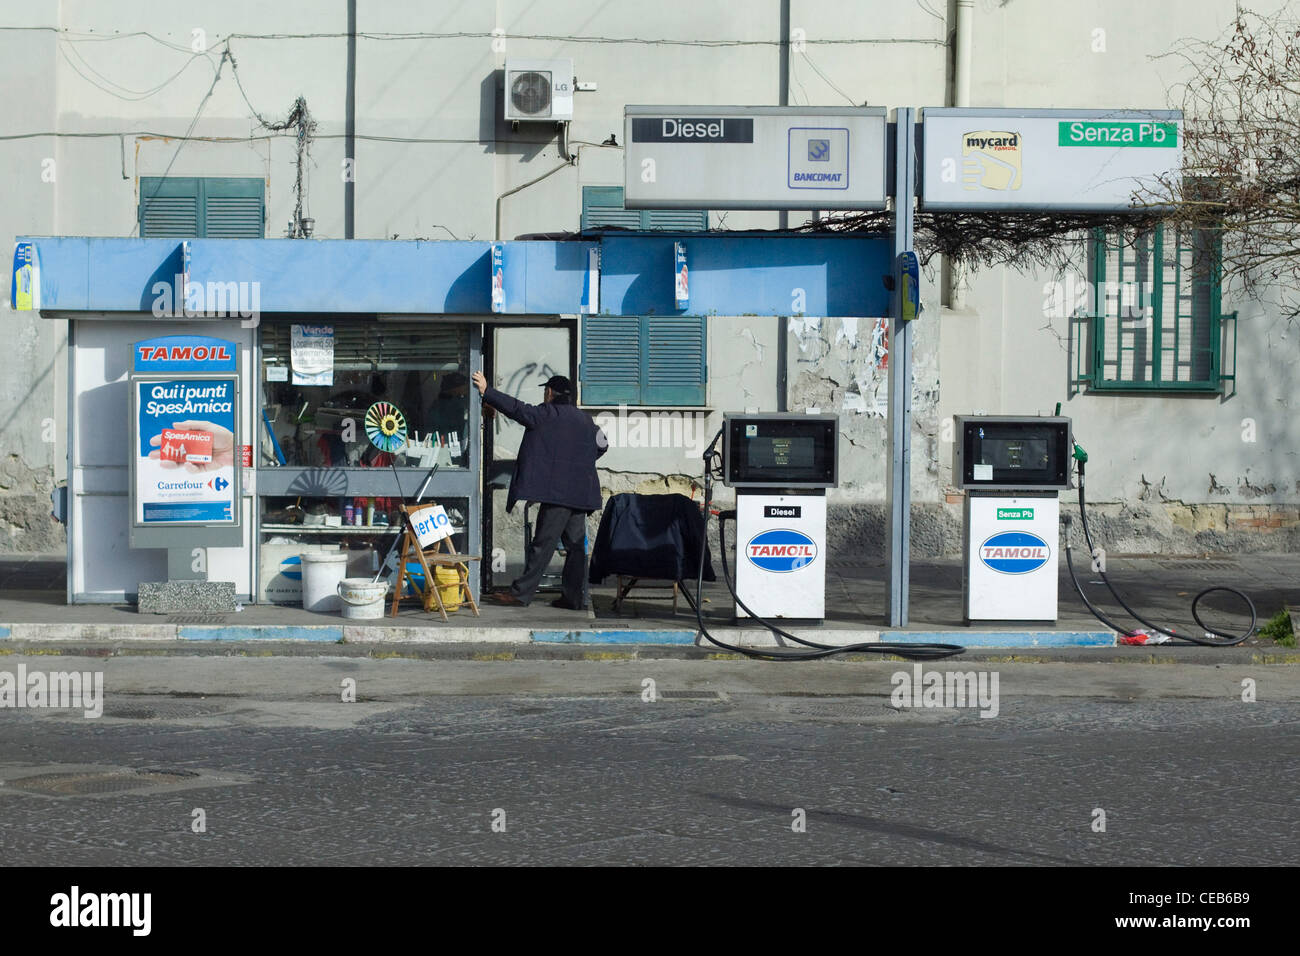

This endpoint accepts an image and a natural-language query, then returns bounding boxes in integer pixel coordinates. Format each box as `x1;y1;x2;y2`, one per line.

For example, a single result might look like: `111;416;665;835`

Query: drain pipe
948;0;974;309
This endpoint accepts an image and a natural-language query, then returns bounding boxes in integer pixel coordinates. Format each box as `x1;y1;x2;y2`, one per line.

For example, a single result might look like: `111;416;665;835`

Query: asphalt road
0;656;1296;866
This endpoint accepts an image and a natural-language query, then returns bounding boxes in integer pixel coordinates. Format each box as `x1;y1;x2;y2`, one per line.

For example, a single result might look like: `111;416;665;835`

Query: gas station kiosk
722;413;838;623
955;416;1072;623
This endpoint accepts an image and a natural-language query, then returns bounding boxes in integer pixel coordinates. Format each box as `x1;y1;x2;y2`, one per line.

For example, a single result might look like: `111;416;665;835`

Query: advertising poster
291;323;334;385
134;376;238;525
674;241;689;310
11;241;40;311
490;243;505;313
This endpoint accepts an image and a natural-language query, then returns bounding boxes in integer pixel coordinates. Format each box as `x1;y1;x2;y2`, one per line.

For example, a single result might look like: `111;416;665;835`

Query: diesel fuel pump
693;414;964;663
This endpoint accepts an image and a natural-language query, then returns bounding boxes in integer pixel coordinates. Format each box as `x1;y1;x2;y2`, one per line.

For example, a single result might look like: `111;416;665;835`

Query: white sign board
624;106;888;210
921;108;1182;211
411;505;454;548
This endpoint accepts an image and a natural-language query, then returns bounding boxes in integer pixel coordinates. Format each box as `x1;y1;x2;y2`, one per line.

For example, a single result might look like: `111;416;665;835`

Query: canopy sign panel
624;106;888;210
920;108;1182;211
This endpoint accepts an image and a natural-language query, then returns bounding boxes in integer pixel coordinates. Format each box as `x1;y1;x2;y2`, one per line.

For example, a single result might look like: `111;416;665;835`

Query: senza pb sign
979;531;1050;574
921;108;1182;211
746;529;818;573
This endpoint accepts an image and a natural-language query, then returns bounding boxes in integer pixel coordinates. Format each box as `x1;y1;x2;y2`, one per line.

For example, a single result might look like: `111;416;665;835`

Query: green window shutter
581;316;644;404
644;208;708;231
139;177;264;238
579;187;709;406
139;177;201;237
1087;221;1226;393
644;316;707;405
582;186;642;230
581;186;708;231
203;178;265;237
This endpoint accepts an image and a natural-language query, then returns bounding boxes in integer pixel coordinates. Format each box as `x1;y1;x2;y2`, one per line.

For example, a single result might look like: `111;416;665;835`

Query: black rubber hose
1069;459;1256;646
1062;514;1139;635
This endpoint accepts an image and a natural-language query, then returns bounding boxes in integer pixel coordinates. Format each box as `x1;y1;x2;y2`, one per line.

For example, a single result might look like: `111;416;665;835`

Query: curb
0;620;1118;648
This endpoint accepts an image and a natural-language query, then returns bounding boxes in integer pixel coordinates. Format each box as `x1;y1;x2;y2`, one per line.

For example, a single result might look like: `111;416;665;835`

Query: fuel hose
1063;453;1257;646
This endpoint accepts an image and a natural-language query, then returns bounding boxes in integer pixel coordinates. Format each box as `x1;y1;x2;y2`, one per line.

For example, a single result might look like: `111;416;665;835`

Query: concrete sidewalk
1;552;1294;652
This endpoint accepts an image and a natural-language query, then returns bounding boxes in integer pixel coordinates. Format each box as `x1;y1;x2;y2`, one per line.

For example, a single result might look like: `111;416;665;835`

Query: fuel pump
954;415;1072;622
722;413;837;622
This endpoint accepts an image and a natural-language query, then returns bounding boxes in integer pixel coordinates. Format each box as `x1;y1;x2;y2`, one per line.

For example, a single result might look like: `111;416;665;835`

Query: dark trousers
510;504;589;607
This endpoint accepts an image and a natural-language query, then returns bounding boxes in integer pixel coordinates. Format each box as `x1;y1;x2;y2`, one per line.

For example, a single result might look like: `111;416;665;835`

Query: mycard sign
624;106;887;210
921;108;1182;211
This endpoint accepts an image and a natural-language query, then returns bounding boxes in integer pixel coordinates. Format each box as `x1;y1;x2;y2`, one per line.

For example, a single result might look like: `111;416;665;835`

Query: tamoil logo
746;529;818;572
280;555;302;581
979;531;1050;574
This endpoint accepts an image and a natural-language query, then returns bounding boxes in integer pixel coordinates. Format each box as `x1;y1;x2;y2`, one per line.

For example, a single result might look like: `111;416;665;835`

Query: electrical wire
1063;456;1257;646
798;51;860;106
131;48;231;237
692;429;965;662
0;25;947;48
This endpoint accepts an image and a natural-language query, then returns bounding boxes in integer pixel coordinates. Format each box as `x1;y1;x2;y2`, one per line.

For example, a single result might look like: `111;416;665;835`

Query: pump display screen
956;417;1070;490
981;437;1049;471
724;415;837;487
747;436;815;471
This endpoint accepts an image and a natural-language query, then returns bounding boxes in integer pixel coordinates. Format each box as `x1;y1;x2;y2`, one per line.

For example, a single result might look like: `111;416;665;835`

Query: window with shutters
579;187;709;406
139;177;265;238
1071;224;1237;396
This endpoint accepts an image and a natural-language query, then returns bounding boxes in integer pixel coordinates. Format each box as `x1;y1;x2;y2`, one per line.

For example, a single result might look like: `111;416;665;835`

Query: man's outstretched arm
472;370;545;429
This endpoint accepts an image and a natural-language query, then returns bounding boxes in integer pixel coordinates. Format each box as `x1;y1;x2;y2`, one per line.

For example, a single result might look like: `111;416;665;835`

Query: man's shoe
550;597;585;610
489;591;527;606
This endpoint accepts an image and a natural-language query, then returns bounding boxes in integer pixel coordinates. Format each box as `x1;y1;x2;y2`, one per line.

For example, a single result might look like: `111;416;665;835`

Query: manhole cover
659;690;723;700
4;769;199;797
167;614;228;624
1158;562;1239;571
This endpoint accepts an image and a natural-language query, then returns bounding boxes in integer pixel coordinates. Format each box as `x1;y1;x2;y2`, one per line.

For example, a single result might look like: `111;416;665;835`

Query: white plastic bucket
300;551;349;611
338;577;388;619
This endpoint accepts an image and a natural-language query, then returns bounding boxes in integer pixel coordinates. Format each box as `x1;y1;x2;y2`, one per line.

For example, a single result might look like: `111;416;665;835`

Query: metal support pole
776;0;790;411
887;108;916;627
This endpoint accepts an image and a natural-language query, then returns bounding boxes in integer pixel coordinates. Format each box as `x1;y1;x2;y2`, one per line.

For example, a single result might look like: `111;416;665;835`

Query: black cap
540;374;573;395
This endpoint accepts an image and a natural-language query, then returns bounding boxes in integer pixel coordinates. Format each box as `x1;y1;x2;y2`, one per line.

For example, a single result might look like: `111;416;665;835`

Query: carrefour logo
208;476;229;492
746;529;818;573
979;531;1050;574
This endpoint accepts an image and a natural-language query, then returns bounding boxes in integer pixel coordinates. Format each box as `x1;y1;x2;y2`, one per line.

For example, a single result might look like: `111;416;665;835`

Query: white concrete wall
2;0;1296;555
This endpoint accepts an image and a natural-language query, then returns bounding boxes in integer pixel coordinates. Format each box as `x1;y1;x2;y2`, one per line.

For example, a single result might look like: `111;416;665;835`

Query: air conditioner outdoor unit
504;58;574;123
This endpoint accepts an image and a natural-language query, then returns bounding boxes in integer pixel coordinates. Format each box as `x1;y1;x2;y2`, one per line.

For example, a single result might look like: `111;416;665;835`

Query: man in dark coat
471;370;607;609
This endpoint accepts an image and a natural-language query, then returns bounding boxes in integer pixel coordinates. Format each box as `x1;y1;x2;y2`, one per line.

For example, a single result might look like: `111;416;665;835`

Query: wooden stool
614;576;681;615
390;503;481;622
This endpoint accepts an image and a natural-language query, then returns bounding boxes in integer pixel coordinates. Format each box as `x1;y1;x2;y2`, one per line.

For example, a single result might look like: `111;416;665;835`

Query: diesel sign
631;117;755;143
764;505;802;518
